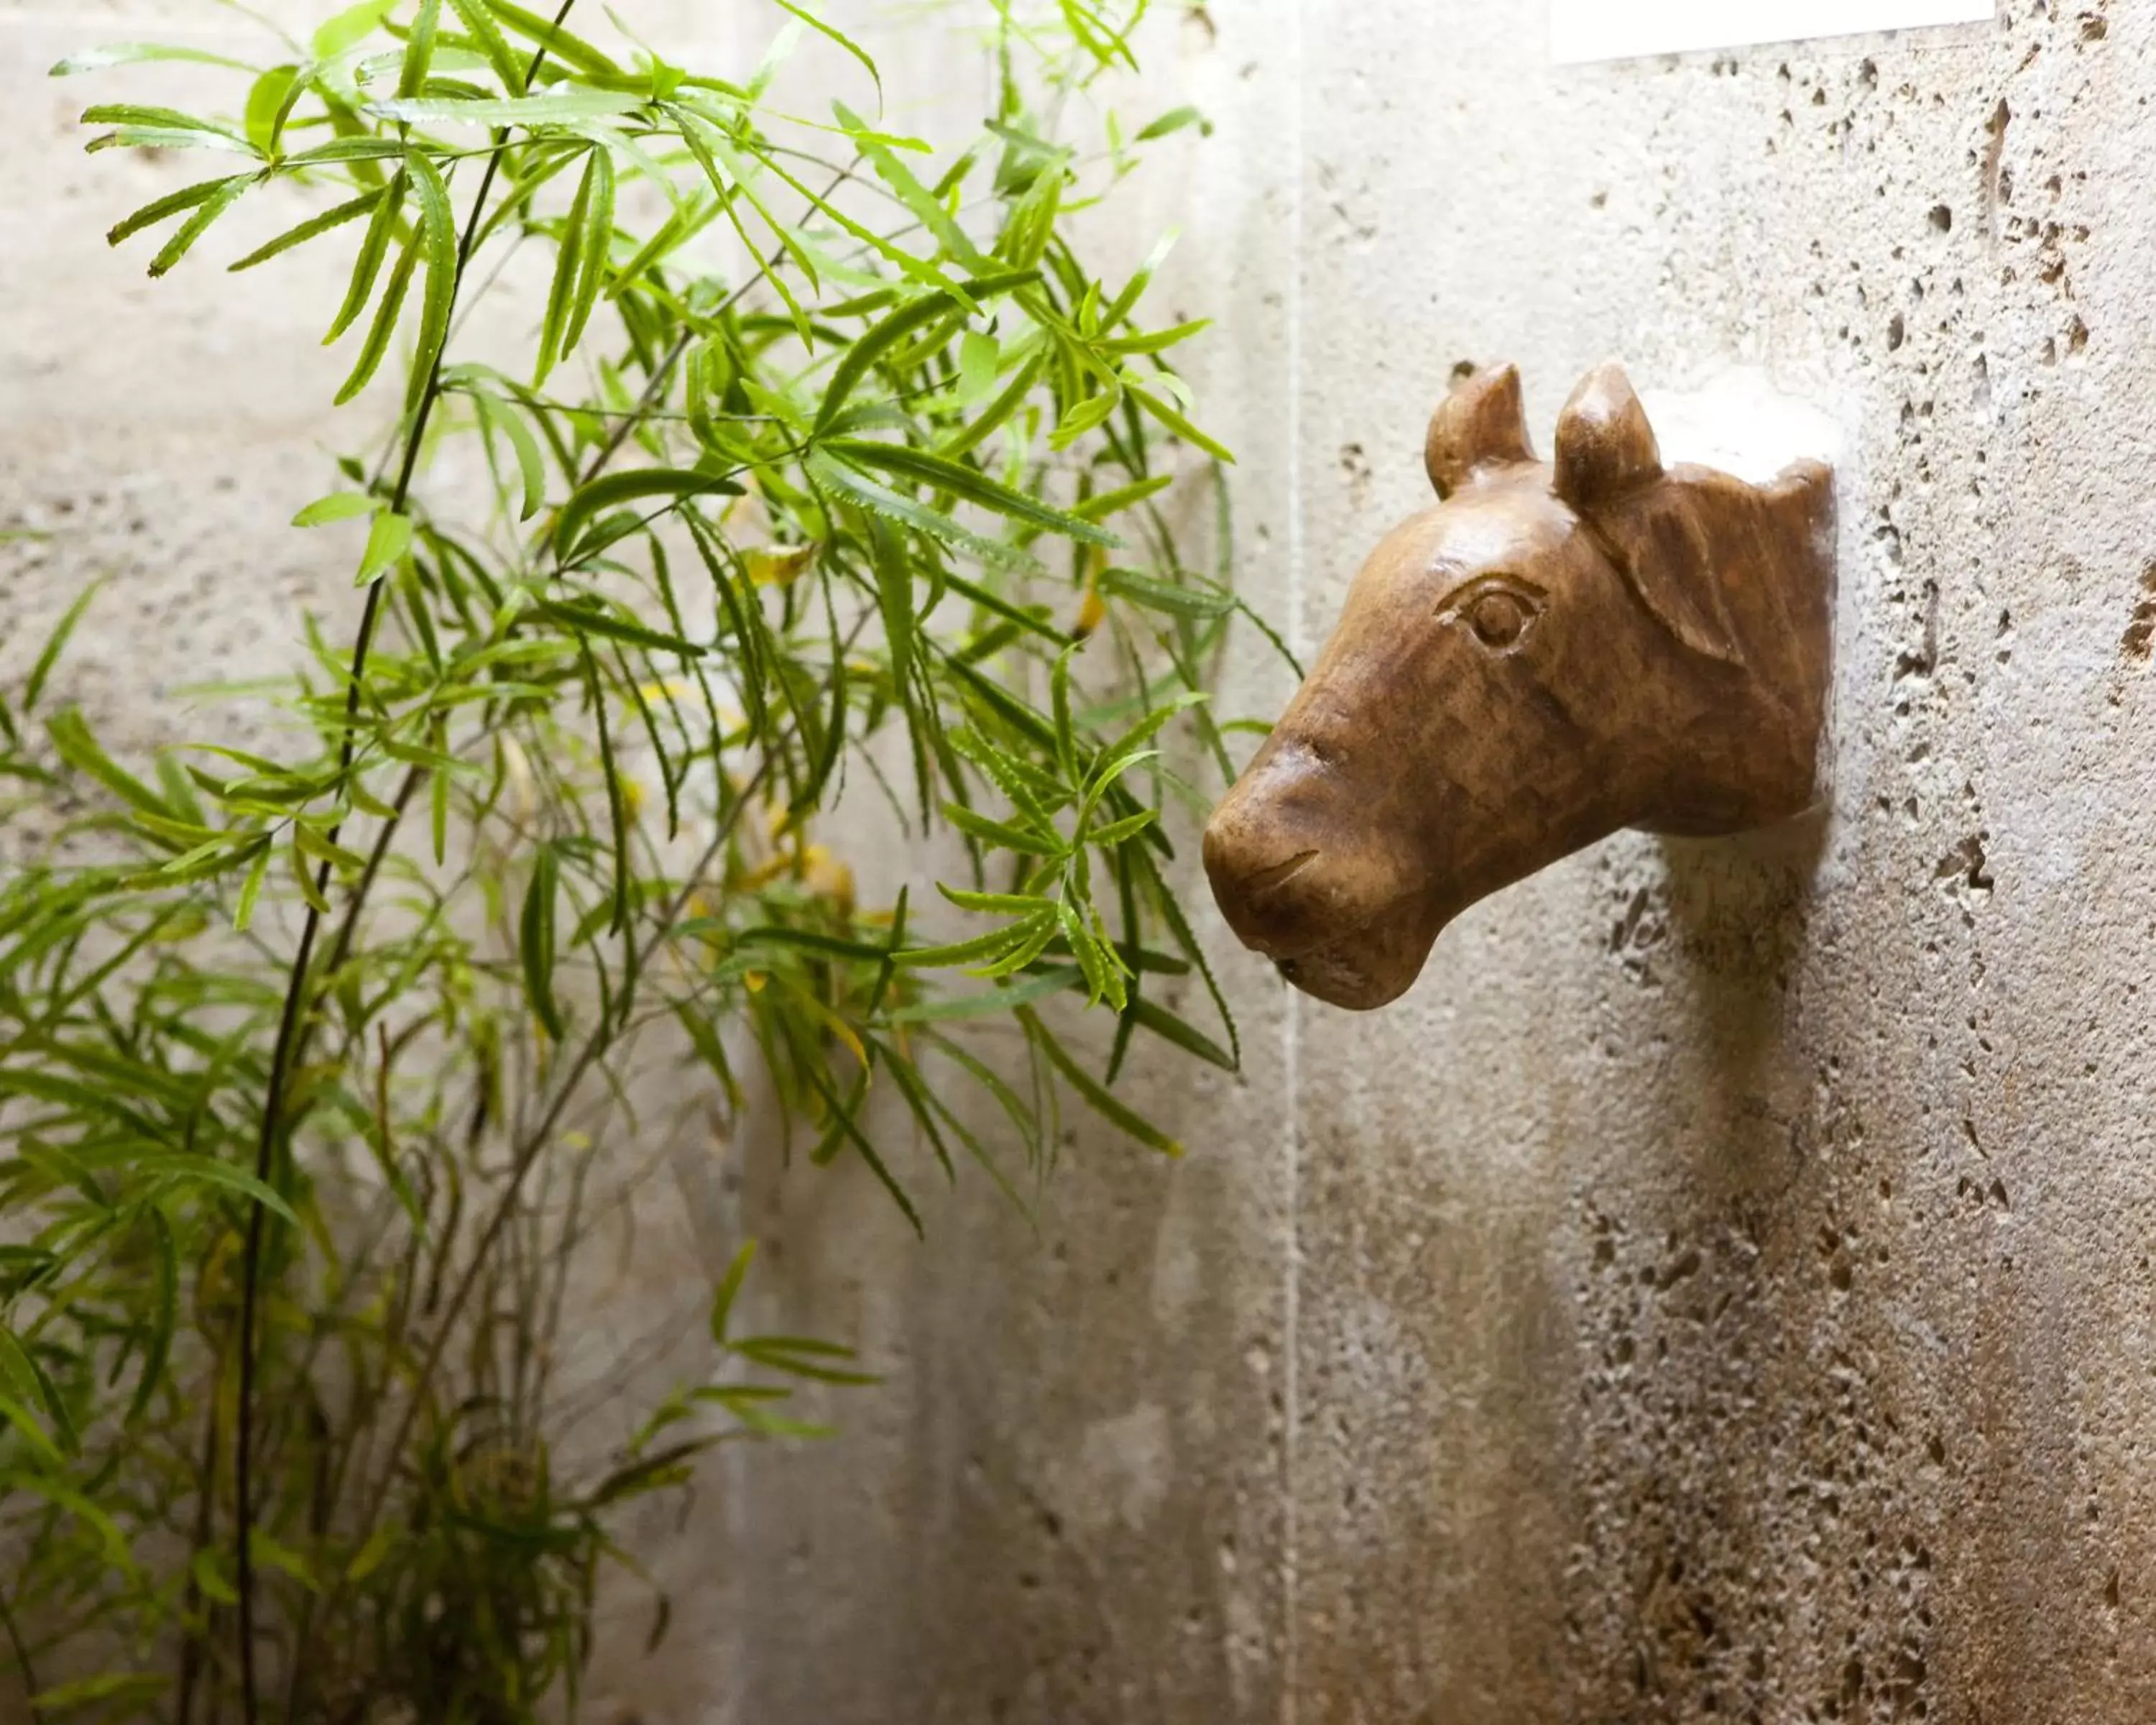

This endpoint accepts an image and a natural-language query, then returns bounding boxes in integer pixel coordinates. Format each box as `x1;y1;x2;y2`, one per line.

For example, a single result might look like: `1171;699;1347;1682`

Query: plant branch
342;601;875;1588
230;9;583;1719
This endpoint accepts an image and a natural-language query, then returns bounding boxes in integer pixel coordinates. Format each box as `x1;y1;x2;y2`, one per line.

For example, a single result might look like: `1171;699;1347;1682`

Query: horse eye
1467;587;1537;649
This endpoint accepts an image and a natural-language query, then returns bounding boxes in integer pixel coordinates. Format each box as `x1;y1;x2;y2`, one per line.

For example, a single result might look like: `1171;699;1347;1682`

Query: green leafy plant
0;0;1260;1719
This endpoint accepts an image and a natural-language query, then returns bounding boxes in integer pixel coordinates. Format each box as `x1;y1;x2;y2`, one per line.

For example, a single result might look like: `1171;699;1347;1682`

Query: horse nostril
1239;848;1321;899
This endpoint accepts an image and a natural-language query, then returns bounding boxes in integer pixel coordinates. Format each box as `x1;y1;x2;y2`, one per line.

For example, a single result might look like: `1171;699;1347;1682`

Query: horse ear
1555;364;1744;667
1595;484;1748;668
1424;364;1534;497
1553;362;1662;510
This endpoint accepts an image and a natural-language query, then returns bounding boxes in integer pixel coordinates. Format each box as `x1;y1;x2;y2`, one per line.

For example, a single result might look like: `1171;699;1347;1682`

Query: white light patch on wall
1552;0;1995;63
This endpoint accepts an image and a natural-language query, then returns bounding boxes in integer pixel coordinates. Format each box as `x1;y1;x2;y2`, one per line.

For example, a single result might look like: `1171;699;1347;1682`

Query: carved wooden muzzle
1204;362;1834;1011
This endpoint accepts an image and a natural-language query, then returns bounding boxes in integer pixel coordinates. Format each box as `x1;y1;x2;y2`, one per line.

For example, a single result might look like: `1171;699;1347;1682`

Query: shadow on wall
1657;806;1831;1208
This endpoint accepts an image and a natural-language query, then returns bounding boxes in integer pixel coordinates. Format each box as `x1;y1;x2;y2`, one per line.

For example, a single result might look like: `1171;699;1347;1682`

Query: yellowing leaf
802;844;854;915
745;543;818;586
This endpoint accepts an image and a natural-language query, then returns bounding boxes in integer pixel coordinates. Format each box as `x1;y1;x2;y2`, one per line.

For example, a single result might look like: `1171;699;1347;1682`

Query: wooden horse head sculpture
1203;362;1834;1010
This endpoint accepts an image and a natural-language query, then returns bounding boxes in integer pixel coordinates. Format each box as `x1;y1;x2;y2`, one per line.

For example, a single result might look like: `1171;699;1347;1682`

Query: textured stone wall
717;2;2156;1720
10;1;2156;1722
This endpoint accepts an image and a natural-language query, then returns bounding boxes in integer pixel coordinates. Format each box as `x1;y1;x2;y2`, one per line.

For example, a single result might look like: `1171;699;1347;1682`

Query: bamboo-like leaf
1061;898;1120;1009
1051;387;1121;451
47;710;166;815
80;104;251;150
147;173;256;277
288;827;330;912
816;270;1036;431
834;99;978;264
0;1473;131;1566
430;760;450;864
772;0;880;98
1050;641;1078;778
671;111;823;299
326;166;405;344
24;582;100;714
369;91;642;126
709;1241;755;1343
405;150;459;412
1097;564;1234;619
1126;996;1235;1072
355;510;413;584
106;175;239;247
730;1335;877;1386
1100;318;1212;356
1018;1006;1181;1156
473;391;546;520
536;147;596;386
135;1155;299;1225
250;1531;321;1592
562;142;615;360
1124;379;1235;464
939;346;1049;461
938;884;1056;916
0;1396;65;1472
124;1207;178;1424
446;0;527;94
85;127;257;159
230;188;385;274
521;842;563;1039
315;0;397;58
294;819;368;873
536;600;707;658
868;515;916;699
285;137;411;165
292;491;377;527
807;450;1035;571
553;468;743;564
824;438;1119;548
0;1328;60;1449
336;222;420;404
895;909;1056;971
397;0;443;97
1135;104;1212;142
346;1522;400;1584
1087;807;1157;848
885;967;1076;1023
233;840;272;932
483;0;625;76
244;64;300;154
1072;474;1173;522
942;801;1060;855
52;43;256;77
193;1547;239;1605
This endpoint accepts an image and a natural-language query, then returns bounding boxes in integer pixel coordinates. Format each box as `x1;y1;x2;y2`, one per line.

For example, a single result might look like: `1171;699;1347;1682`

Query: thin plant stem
0;1587;46;1725
367;782;765;1509
231;12;583;1718
334;579;863;1591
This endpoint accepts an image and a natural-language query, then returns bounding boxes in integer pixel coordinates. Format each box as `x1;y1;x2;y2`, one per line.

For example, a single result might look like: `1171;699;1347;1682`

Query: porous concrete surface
10;1;2156;1722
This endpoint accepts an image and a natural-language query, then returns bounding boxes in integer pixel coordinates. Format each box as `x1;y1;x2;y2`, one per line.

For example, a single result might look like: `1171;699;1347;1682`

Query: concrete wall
714;2;2156;1721
11;1;2156;1722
